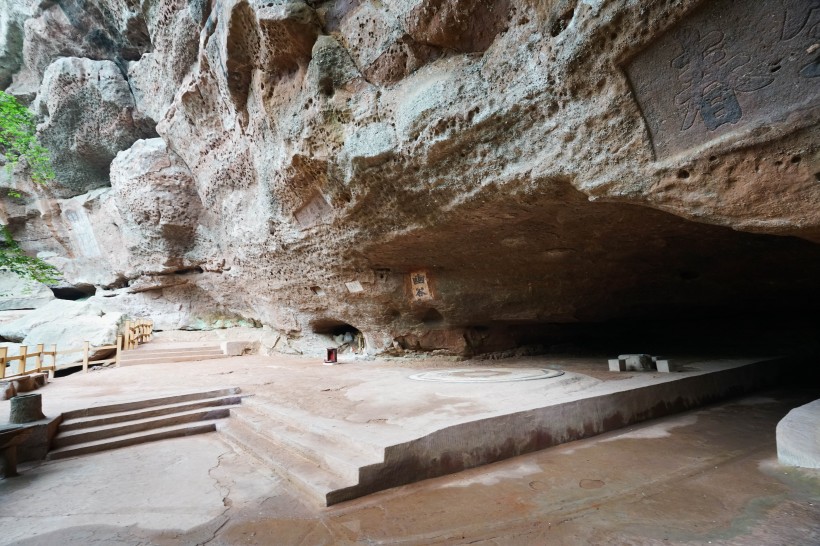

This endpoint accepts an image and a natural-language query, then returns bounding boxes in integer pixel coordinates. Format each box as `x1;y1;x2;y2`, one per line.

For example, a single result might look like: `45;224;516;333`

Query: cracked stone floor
1;390;818;545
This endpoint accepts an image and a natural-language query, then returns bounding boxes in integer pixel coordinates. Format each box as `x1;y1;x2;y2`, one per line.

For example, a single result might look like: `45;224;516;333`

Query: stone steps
59;394;242;432
48;421;221;460
62;388;241;418
219;399;385;506
118;346;228;366
47;388;241;460
219;417;350;507
53;407;234;448
119;354;231;366
230;400;384;485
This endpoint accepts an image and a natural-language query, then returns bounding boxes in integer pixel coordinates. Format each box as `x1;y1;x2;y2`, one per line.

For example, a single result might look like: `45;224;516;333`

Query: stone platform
0;347;792;505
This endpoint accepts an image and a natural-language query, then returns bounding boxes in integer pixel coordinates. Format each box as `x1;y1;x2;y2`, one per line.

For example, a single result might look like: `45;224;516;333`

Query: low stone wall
331;357;795;505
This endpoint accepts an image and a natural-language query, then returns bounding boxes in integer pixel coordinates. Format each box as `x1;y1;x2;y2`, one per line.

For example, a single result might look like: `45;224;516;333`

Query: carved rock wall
1;0;819;355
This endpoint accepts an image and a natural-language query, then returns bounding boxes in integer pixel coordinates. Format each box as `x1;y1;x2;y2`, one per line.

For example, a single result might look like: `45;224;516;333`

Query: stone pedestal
10;393;46;424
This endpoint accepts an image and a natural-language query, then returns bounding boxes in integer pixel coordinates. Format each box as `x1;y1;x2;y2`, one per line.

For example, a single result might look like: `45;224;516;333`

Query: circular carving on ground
409;368;564;383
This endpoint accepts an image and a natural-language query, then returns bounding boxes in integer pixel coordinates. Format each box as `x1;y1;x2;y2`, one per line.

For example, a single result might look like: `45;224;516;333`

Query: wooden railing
124;319;153;350
0;318;153;380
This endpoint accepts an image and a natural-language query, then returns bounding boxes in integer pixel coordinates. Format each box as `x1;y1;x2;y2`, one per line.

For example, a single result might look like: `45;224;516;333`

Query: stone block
618;354;655;371
0;271;55;311
777;399;820;469
655;359;678;373
31;372;47;388
11;375;34;393
221;341;255;357
608;359;626;372
0;380;16;401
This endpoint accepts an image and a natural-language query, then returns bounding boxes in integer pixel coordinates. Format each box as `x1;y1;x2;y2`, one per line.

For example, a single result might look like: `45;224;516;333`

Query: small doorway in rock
310;318;365;355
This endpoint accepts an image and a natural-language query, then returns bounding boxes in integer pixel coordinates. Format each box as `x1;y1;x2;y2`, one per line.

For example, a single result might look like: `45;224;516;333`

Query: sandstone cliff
1;0;818;356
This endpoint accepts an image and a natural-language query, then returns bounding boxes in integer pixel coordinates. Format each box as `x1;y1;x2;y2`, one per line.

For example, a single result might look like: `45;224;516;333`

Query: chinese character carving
672;29;774;132
410;271;433;301
782;0;820;40
782;0;820;78
624;0;820;157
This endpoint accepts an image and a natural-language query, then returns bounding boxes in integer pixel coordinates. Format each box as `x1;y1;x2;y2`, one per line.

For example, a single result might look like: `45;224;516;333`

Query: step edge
47;422;219;459
54;407;236;447
233;404;385;462
222;415;365;484
219;422;350;506
60;396;243;430
61;388;241;419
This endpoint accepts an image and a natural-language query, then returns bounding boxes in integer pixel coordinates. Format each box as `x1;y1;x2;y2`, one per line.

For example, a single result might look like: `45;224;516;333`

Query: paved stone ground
1;389;817;545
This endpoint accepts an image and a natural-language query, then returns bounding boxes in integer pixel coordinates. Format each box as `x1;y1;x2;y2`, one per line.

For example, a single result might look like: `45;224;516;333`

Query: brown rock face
110;138;202;254
3;0;820;356
405;0;512;53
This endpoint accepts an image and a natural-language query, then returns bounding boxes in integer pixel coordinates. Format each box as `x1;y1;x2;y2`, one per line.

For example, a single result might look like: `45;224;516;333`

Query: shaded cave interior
353;182;820;374
310;318;366;353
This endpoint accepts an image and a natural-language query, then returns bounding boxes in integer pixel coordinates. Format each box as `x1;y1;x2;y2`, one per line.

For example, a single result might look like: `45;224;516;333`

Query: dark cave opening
310;318;366;352
51;283;97;300
365;182;820;387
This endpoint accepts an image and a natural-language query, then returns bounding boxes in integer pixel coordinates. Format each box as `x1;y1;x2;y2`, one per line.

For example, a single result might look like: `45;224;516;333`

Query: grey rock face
110;138;202;254
127;0;203;124
1;0;819;357
0;0;31;89
0;271;54;311
35;57;152;197
0;299;123;366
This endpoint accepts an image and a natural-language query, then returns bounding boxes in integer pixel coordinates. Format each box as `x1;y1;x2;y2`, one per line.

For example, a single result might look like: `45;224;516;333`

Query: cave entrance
310;318;365;354
51;284;96;300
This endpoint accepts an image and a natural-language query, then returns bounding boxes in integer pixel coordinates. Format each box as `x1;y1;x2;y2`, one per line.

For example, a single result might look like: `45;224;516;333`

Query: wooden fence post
0;347;6;379
18;346;27;375
115;335;123;368
35;343;44;372
124;320;132;350
50;344;57;379
82;341;90;373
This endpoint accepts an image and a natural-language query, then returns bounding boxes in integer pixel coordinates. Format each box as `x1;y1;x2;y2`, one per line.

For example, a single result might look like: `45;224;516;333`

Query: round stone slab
409;368;564;383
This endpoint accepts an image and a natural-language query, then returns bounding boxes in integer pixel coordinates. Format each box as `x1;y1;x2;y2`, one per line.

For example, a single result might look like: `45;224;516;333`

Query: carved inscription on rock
62;207;101;257
294;192;332;229
626;0;820;158
410;271;433;301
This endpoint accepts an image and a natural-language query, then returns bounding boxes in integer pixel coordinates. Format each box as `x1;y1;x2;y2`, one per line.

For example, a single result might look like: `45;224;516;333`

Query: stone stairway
219;398;388;506
118;344;230;366
48;387;242;460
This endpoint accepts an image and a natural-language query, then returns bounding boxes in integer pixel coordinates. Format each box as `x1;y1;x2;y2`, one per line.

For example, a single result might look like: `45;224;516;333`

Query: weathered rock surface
0;271;54;310
1;0;819;356
0;0;30;89
0;299;123;366
34;57;153;197
111;138;203;256
127;0;204;124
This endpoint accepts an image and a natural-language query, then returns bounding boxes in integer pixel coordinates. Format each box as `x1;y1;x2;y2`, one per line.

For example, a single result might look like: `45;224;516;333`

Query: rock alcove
0;0;815;361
